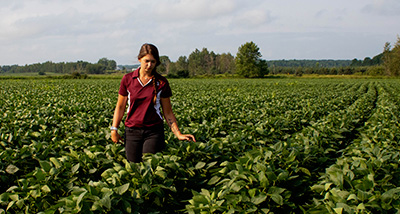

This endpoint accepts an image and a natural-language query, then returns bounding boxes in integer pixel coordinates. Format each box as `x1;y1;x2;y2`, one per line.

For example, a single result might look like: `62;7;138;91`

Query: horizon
2;58;363;67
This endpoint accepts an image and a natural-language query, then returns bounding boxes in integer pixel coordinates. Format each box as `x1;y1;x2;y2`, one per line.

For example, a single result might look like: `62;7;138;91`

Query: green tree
98;58;117;70
187;48;217;76
169;56;189;78
385;36;400;76
383;42;392;75
383;37;400;76
188;48;206;76
188;49;202;76
216;53;235;74
363;57;372;66
76;61;90;73
351;58;361;66
158;56;171;75
175;56;189;72
203;49;217;75
235;41;268;78
86;64;106;74
371;53;383;65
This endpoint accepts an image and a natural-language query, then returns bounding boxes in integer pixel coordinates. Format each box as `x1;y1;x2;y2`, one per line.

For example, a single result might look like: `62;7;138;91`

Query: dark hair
138;43;162;104
138;43;161;67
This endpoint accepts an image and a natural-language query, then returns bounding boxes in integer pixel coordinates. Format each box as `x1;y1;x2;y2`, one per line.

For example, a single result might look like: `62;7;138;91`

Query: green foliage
188;48;218;76
0;61;91;74
235;41;268;78
158;55;171;75
167;48;234;77
70;71;88;79
310;82;400;213
0;59;118;75
350;54;383;67
366;66;385;76
168;56;190;78
383;36;400;76
97;58;117;70
269;59;352;68
1;78;400;213
86;64;106;74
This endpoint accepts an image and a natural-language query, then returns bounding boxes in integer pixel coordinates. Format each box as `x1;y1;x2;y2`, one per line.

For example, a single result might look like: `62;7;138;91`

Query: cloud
314;9;328;18
0;0;141;40
362;0;400;16
234;9;274;28
153;0;277;36
154;0;237;21
0;0;143;64
1;0;399;65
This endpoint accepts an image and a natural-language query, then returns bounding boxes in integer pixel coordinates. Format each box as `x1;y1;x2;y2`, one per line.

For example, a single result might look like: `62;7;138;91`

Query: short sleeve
160;80;172;98
118;75;129;96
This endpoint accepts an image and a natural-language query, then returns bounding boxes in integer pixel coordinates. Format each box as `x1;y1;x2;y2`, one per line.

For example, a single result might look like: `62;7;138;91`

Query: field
1;78;400;213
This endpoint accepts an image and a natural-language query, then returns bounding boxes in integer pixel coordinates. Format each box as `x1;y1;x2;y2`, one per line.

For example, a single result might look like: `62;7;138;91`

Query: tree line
157;48;236;78
159;39;396;77
0;58;116;75
1;36;399;77
269;59;352;68
157;37;399;77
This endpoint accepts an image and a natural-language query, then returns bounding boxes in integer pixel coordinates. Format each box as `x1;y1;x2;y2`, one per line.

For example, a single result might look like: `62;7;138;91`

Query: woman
111;43;196;163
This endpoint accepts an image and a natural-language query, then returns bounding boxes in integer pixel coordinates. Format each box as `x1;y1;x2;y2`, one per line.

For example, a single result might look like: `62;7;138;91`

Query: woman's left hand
177;134;196;142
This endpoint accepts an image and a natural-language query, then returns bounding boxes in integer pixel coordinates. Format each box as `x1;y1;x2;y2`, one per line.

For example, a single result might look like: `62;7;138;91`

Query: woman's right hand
111;131;123;144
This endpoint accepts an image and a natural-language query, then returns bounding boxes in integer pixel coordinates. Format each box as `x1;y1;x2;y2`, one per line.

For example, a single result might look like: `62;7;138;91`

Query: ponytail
152;76;158;105
151;74;163;105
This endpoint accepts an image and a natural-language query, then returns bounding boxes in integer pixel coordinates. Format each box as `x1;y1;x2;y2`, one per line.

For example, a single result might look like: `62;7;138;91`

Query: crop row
182;80;380;213
174;79;367;144
311;81;400;213
1;79;399;213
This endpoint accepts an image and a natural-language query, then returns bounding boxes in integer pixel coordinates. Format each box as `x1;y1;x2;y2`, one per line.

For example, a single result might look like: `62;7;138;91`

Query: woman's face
139;54;157;73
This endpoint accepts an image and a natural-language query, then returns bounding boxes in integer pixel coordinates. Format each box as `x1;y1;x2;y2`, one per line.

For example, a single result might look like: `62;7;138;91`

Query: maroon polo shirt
118;68;172;128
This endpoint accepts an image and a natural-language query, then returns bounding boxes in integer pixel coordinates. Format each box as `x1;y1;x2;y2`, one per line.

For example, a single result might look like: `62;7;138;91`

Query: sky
1;0;399;65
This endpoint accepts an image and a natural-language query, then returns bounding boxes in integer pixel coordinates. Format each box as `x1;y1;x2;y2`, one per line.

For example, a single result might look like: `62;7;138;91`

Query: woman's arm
161;97;196;142
111;94;128;143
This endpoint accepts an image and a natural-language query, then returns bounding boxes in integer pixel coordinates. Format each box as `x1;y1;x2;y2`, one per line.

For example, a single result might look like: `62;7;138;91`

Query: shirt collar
132;67;161;80
132;68;140;79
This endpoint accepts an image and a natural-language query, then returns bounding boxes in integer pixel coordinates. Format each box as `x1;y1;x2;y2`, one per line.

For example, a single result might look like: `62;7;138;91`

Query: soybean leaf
50;157;62;169
71;163;80;174
271;193;283;206
206;161;218;169
31;132;41;138
100;194;112;209
39;161;52;172
155;170;167;179
333;207;343;214
6;165;19;174
41;185;51;193
195;162;206;170
251;193;267;205
347;194;357;201
7;200;15;211
0;193;9;203
192;195;208;204
230;182;243;192
76;191;87;207
298;167;311;176
6;186;18;193
208;176;221;185
115;183;130;195
268;186;286;194
34;169;46;181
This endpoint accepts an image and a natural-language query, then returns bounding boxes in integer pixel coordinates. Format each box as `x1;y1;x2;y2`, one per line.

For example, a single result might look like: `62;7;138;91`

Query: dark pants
124;124;165;163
